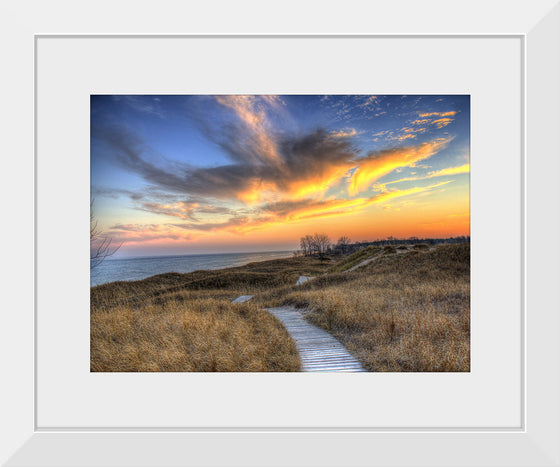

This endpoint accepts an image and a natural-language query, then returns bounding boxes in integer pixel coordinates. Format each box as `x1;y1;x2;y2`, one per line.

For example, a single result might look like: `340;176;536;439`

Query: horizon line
104;235;471;260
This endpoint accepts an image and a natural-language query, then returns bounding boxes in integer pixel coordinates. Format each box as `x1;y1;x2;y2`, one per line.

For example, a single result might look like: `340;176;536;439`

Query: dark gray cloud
92;125;189;193
92;122;359;202
259;198;328;218
91;187;145;201
109;223;160;232
136;200;235;221
137;202;198;221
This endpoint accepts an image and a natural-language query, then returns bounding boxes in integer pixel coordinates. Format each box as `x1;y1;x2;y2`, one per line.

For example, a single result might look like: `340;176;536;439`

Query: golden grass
91;244;470;372
91;298;300;372
268;244;470;372
91;256;331;372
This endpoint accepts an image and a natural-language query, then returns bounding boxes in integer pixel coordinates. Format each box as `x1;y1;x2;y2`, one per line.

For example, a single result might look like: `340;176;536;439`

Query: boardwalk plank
266;306;366;372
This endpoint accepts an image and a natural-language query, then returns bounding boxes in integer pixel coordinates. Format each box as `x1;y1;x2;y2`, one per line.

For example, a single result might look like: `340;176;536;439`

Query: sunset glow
91;95;470;257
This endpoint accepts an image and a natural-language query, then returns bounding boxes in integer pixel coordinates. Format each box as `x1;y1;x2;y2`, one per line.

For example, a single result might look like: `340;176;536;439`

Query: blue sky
91;95;470;257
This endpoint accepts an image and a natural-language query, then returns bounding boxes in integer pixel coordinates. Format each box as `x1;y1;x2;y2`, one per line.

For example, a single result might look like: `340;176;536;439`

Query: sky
91;95;470;258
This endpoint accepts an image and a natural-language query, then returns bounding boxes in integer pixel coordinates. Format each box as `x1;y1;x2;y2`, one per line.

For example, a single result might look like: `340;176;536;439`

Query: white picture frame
2;1;559;465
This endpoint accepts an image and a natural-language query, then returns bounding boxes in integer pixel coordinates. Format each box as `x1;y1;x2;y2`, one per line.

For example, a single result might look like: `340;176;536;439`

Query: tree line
298;233;470;258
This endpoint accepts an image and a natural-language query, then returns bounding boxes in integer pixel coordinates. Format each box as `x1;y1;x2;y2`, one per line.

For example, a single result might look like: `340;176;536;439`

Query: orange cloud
119;132;457;241
283;198;371;222
418;111;458;118
403;127;427;133
410;118;430;125
287;165;351;200
348;139;449;196
108;223;196;244
431;163;470;177
177;127;358;205
116;178;458;245
360;96;378;107
330;128;358;138
290;181;453;223
379;163;470;188
225;181;454;235
111;107;454;211
390;133;417;142
215;95;284;166
431;118;454;129
237;180;279;205
366;181;452;205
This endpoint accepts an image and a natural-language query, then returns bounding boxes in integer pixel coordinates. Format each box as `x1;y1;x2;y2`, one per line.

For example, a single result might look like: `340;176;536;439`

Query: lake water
90;250;294;286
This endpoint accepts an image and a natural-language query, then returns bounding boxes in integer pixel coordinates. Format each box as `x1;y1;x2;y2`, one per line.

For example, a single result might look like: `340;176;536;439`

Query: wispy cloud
430;163;470;177
348;139;451;195
162;181;455;237
376;163;470;189
171;216;257;232
410;118;430;126
330;128;358;138
403;110;459;134
389;133;417;142
107;223;192;243
360;96;378;107
431;118;454;129
92;187;145;201
112;96;165;118
138;202;196;220
418;111;458;118
213;95;286;166
402;127;427;134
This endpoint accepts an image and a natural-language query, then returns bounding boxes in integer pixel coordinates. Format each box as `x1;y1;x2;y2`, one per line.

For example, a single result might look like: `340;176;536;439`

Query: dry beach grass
273;244;470;372
91;298;300;372
91;243;470;372
90;256;329;372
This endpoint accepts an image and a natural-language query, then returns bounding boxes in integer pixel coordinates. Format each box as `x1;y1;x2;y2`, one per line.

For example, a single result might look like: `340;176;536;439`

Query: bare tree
300;233;332;258
91;200;121;270
312;232;331;260
300;234;315;256
300;235;309;256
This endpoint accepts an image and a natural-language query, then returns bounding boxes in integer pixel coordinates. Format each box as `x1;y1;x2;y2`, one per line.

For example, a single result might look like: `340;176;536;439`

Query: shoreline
105;249;295;261
91;250;295;287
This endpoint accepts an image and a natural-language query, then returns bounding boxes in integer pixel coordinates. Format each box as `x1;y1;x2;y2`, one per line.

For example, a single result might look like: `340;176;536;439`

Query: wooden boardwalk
266;306;366;372
231;295;253;303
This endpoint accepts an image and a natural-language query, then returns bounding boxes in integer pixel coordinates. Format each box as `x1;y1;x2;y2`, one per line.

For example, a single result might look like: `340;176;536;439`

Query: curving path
345;252;383;272
266;306;366;372
344;246;413;272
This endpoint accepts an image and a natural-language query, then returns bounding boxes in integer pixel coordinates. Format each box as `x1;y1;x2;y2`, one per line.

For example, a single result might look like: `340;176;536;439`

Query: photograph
90;94;470;373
